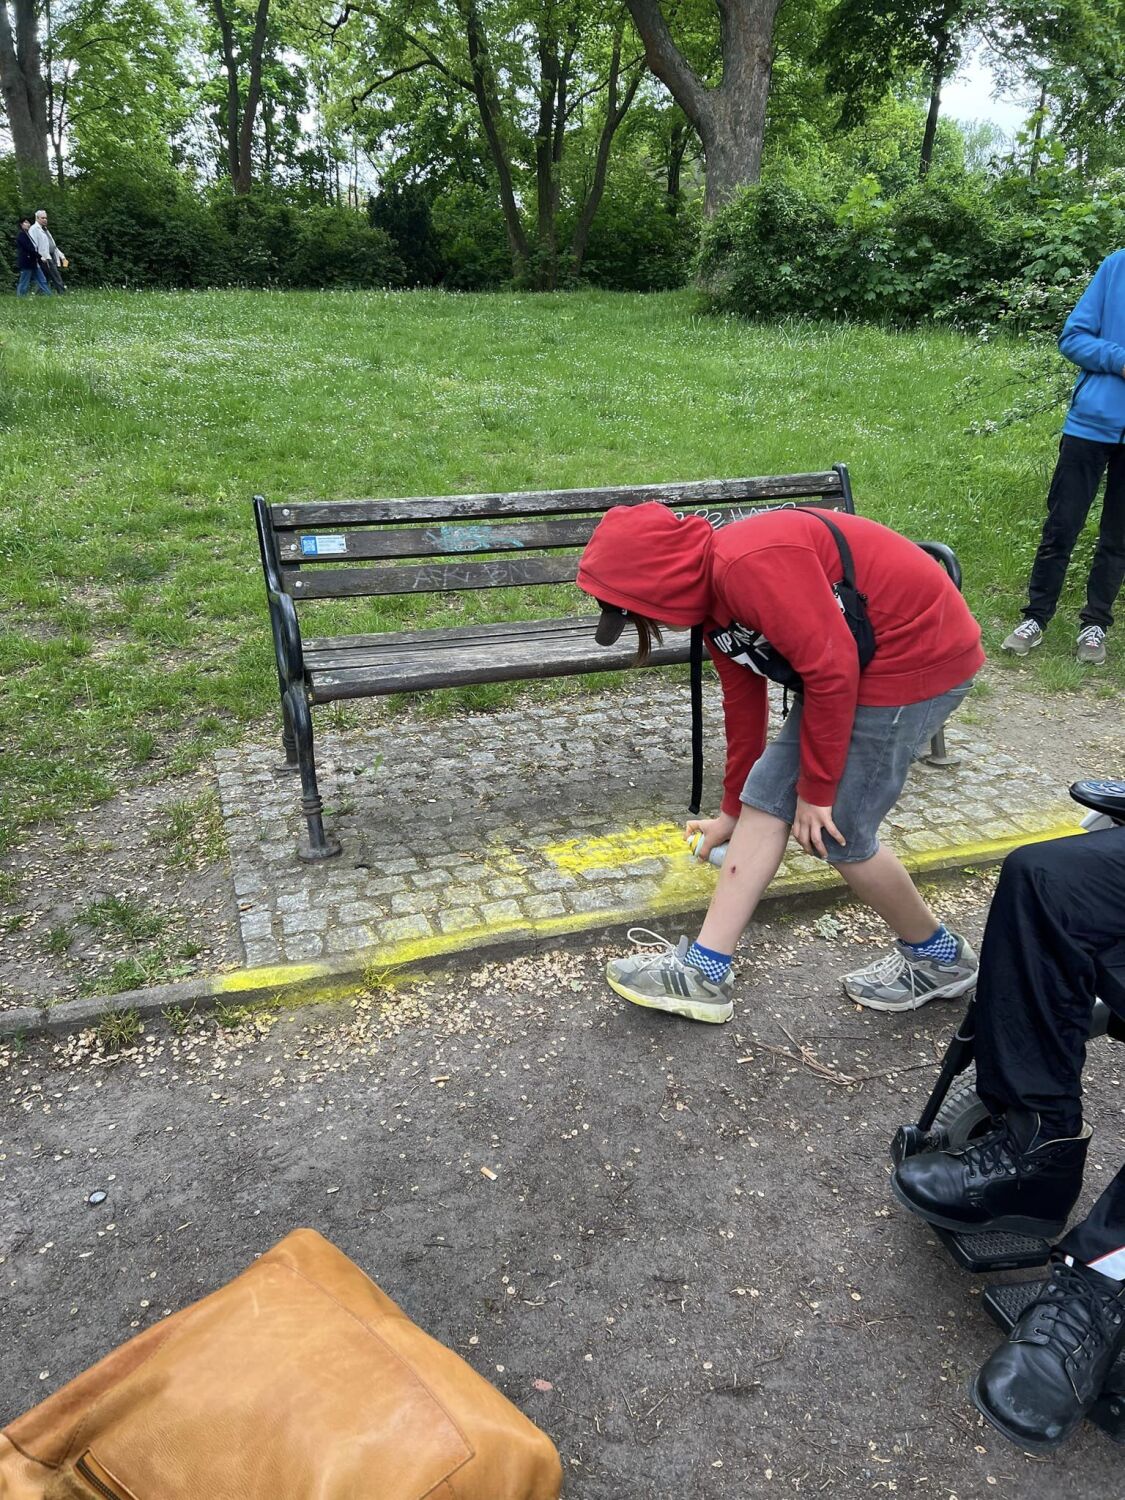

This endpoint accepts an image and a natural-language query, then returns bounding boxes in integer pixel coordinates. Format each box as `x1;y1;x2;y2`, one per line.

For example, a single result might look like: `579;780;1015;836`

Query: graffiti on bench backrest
669;500;798;530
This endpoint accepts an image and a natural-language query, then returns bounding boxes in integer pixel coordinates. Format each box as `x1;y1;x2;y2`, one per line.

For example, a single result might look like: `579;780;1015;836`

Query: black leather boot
973;1256;1125;1452
891;1109;1089;1237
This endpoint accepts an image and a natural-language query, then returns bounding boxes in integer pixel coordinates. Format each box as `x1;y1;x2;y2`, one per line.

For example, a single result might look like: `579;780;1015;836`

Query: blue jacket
1060;249;1125;443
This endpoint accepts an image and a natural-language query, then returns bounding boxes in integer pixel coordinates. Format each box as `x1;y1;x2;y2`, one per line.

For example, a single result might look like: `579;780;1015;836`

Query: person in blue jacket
1003;251;1125;666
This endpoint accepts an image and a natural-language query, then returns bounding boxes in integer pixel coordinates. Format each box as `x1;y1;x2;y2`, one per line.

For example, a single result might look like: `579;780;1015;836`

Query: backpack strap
688;624;703;814
805;510;859;590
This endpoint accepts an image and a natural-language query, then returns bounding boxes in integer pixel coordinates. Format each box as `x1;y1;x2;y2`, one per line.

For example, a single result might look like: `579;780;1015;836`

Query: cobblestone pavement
215;681;1074;974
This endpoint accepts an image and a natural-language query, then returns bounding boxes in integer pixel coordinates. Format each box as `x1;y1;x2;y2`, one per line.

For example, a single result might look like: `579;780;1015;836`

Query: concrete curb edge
1;821;1078;1041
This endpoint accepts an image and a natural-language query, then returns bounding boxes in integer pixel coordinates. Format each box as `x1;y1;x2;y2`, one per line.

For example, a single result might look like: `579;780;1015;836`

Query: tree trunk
666;117;687;207
210;0;269;194
702;40;773;214
625;0;780;216
233;0;270;194
0;0;50;183
1029;79;1047;178
918;31;949;179
570;27;640;276
534;18;561;289
210;0;242;183
461;0;530;280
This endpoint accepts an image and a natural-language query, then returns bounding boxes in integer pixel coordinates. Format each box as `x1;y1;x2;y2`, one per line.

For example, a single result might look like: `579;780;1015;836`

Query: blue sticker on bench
300;535;347;557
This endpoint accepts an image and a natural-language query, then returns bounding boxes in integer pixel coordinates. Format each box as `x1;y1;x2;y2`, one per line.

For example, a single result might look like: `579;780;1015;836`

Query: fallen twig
735;1025;939;1088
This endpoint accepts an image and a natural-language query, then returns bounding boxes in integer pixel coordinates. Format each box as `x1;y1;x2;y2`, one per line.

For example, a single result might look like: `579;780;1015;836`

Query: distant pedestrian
15;216;52;297
1002;250;1125;667
30;209;67;293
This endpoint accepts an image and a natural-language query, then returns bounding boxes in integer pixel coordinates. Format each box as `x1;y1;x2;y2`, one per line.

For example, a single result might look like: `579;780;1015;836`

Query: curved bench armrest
913;540;963;591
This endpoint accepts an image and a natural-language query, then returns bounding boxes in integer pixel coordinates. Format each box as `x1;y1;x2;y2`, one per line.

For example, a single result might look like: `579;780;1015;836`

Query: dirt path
3;874;1122;1498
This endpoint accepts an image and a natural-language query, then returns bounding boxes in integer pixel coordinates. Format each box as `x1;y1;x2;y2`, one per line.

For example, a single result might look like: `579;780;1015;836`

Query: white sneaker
843;935;978;1012
1076;625;1107;665
606;930;734;1023
1001;619;1044;656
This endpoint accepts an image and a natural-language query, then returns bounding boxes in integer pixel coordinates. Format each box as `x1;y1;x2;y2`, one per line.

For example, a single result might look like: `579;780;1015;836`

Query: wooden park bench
253;466;962;861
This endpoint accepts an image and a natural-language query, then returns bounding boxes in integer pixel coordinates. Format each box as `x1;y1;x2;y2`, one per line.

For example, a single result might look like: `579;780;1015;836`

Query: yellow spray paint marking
543;822;688;874
219;961;331;993
213;815;1082;1007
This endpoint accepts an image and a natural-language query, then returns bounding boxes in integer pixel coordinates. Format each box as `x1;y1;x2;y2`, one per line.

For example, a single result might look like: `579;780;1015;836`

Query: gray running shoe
1001;619;1044;656
606;929;734;1023
1076;625;1107;665
843;934;978;1012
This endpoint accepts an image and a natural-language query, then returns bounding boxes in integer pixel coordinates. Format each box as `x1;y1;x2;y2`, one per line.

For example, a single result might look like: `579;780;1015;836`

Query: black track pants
1024;434;1125;631
975;828;1125;1267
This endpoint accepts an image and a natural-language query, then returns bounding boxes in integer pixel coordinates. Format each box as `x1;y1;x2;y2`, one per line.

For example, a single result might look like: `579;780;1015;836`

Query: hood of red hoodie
576;503;715;627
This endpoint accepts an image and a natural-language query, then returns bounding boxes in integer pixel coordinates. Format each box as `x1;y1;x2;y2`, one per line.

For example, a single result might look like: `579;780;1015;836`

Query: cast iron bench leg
923;726;961;768
279;693;299;771
284;685;342;861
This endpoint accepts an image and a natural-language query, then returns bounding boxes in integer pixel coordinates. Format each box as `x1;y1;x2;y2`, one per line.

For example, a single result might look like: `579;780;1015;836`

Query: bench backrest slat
276;517;600;565
285;556;580;599
269;471;844;530
259;467;854;604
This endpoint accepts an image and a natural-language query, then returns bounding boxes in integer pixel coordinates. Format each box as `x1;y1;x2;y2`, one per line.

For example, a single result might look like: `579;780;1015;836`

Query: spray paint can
688;832;729;868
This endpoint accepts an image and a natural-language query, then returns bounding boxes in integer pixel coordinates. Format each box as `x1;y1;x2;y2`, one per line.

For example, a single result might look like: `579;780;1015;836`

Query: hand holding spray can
688;831;729;868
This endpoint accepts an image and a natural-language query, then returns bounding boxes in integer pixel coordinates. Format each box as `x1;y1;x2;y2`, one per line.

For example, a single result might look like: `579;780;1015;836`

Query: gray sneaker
1001;619;1044;656
606;929;734;1023
1077;625;1107;665
843;935;978;1012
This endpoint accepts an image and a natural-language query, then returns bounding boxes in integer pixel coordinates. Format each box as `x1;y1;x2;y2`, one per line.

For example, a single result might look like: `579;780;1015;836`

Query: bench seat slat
271;472;844;528
284;556;580;599
304;616;692;701
303;616;607;655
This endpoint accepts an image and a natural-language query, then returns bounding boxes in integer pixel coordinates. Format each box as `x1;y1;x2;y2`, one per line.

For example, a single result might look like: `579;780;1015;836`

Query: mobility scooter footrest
935;1225;1052;1272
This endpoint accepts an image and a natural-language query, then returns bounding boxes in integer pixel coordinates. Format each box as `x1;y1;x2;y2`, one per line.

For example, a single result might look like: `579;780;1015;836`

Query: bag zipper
75;1452;133;1500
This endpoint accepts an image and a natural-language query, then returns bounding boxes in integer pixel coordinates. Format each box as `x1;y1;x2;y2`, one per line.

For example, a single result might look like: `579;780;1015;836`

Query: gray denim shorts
739;678;975;864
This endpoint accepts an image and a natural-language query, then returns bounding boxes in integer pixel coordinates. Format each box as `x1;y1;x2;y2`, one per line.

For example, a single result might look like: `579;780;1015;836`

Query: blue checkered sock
685;940;732;984
902;925;958;964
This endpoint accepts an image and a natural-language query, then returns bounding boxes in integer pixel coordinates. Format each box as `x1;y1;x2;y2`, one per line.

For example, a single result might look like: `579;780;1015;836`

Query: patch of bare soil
3;875;1124;1496
966;665;1125;789
0;768;241;1011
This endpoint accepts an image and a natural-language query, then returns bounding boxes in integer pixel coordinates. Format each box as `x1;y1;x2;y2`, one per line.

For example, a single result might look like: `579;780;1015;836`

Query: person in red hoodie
576;502;986;1022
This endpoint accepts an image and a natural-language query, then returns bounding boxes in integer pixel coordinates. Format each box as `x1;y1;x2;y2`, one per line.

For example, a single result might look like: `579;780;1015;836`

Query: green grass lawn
0;287;1115;855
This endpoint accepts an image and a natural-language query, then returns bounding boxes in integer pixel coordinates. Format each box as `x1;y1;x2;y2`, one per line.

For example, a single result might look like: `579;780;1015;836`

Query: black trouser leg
1025;435;1111;627
1058;1166;1125;1271
975;828;1125;1138
1082;443;1125;629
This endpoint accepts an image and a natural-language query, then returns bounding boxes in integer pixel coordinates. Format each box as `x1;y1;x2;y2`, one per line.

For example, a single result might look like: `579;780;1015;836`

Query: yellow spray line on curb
214;815;1082;1006
11;813;1081;1040
544;823;688;873
218;961;331;994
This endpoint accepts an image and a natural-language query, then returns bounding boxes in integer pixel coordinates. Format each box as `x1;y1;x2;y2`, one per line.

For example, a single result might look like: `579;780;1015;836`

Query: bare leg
836;844;937;944
696;805;790;953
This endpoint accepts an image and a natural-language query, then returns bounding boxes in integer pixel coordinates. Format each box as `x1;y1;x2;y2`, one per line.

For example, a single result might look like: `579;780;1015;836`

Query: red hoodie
576;503;985;814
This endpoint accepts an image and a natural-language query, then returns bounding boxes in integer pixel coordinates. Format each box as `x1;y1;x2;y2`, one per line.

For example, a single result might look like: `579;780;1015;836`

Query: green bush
697;178;840;317
2;166;406;292
370;182;445;286
1;164;229;289
575;168;698;291
77;171;232;287
209;189;404;289
430;182;511;290
698;170;1121;329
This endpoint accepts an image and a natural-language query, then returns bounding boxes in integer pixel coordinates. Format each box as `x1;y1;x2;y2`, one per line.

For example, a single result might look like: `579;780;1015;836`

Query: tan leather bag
0;1229;562;1500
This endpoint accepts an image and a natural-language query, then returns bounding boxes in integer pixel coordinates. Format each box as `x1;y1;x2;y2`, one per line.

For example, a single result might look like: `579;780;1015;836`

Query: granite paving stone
216;680;1072;971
